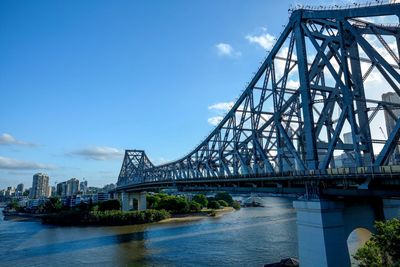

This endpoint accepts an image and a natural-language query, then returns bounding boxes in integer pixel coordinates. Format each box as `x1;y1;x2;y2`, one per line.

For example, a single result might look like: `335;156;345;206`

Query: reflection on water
0;197;298;267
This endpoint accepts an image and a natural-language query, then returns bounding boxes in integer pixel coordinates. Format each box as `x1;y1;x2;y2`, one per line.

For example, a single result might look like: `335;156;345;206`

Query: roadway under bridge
115;3;400;267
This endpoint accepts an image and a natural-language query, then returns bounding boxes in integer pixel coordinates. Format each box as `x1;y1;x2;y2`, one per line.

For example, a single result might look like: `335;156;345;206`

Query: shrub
42;210;85;225
231;201;241;210
42;209;170;226
218;200;228;207
192;194;208;208
98;199;121;211
147;194;161;209
214;192;233;206
44;197;63;213
189;201;202;212
157;195;189;213
208;200;220;209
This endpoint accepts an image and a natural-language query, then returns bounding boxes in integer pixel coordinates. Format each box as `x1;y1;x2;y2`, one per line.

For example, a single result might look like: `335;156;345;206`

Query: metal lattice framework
118;3;400;187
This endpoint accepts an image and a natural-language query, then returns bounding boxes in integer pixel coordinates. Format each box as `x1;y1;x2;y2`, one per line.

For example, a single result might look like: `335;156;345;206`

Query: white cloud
287;80;300;89
0;133;37;147
151;157;169;165
207;101;234;126
0;156;55;170
215;43;241;57
208;101;234;112
246;32;275;50
69;146;124;161
208;116;224;126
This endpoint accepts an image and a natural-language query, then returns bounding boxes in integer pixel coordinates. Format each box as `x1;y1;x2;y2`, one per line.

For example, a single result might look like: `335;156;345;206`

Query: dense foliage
98;199;121;211
147;192;239;213
192;194;208;208
42;209;170;226
217;200;229;207
354;218;400;267
231;201;241;210
208;200;221;209
44;197;63;212
214;192;234;206
39;191;240;226
188;201;202;212
147;193;190;213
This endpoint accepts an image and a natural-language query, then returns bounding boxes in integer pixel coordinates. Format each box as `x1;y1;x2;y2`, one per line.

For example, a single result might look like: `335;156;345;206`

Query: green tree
192;194;208;208
217;200;228;207
208;200;220;209
147;194;161;209
231;201;241;210
354;218;400;267
189;201;202;212
98;199;121;211
157;195;189;213
44;197;62;213
7;200;20;210
214;192;233;205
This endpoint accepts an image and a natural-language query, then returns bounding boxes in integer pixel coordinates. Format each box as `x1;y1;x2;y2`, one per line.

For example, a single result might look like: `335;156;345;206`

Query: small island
3;192;241;226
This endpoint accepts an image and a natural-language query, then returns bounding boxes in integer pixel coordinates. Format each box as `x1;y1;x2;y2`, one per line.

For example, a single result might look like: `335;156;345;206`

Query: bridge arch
347;227;373;265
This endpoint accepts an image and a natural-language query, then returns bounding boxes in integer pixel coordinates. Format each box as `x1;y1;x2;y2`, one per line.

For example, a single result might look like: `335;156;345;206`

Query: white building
382;92;400;163
30;173;50;199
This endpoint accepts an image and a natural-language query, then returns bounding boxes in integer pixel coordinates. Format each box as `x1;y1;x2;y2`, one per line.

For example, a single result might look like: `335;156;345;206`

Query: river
0;196;298;267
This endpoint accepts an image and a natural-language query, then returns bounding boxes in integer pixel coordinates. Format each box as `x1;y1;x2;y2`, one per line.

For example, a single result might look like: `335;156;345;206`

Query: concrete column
293;199;350;267
121;191;131;211
383;198;400;220
134;191;147;211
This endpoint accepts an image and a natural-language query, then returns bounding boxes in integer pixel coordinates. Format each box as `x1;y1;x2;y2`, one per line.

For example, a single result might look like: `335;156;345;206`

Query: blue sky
0;0;357;189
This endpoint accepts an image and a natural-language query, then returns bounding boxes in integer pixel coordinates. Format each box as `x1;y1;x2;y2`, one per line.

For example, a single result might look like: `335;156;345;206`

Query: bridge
115;3;400;267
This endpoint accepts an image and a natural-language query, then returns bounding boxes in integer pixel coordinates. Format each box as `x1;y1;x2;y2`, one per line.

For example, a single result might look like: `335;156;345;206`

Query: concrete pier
120;191;147;211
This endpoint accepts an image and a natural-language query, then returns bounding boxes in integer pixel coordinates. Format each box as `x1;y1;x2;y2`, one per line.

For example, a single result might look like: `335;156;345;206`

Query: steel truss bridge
117;3;400;195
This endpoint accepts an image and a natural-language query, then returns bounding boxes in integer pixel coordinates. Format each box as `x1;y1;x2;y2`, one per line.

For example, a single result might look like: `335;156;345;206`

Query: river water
0;196;298;267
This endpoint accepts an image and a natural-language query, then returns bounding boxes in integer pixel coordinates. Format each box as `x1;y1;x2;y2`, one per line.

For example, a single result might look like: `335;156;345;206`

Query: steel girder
117;3;400;187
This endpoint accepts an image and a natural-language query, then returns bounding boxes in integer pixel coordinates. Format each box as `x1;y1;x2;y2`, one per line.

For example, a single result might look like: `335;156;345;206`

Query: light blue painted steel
117;3;400;187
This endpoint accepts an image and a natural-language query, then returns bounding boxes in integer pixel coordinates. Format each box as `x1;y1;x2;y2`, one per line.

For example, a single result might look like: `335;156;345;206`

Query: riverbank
160;207;235;223
2;207;236;225
2;211;42;222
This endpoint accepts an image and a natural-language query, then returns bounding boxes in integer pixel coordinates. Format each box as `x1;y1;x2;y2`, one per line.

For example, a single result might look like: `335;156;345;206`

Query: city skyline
0;0;395;188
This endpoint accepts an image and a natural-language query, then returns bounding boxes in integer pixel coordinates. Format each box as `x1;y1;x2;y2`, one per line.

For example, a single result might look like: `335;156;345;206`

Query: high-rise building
80;181;88;194
30;173;50;199
16;183;24;192
57;178;80;197
343;132;353;144
382;92;400;163
56;181;67;197
67;178;80;196
5;187;15;197
51;186;56;197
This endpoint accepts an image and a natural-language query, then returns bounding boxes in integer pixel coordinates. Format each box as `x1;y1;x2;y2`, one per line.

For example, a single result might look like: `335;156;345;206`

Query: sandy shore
159;207;235;224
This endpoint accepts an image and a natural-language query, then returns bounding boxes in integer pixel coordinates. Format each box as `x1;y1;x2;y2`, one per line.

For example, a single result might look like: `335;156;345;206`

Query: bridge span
115;3;400;267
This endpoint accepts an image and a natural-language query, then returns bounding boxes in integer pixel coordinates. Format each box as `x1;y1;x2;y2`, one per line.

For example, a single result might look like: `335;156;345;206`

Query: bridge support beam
120;191;147;211
293;197;383;267
293;199;350;267
135;191;147;211
121;191;131;211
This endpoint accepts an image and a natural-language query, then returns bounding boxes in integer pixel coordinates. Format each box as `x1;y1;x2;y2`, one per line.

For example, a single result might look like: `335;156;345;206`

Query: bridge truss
118;3;400;187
